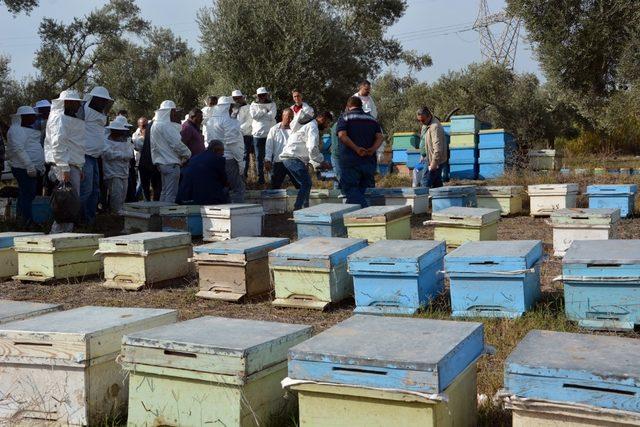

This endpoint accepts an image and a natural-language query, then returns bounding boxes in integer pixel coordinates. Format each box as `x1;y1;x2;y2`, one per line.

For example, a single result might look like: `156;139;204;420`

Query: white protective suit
205;103;245;167
83;100;107;158
265;122;290;164
150;108;191;165
103;137;133;179
249;101;277;138
202;105;215;145
236;104;252;136
44;98;86;172
7;118;45;174
279;119;324;168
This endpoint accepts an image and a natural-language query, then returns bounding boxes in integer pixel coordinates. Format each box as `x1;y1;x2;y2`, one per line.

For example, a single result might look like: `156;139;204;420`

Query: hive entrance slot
332;366;388;376
287;257;310;262
469;261;498;265
164;349;197;358
14;341;53;347
369;262;395;266
587;263;621;268
571;216;589;220
562;383;634;396
115;243;127;246
450;216;464;220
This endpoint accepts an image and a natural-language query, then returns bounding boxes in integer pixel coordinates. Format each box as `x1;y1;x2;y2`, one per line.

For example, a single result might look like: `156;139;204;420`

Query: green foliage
1;0;38;15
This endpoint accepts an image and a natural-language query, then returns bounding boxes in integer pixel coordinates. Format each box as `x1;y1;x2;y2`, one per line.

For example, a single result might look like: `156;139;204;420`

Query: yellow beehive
0;232;43;279
476;186;524;216
427;207;500;249
344;206;412;242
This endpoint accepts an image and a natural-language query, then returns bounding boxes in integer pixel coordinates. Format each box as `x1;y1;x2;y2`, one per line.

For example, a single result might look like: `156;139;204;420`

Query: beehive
201;203;264;242
476;186;523;215
294;203;361;239
528;149;561;171
406;149;422;169
244;189;262;206
586;184;637;218
449;133;477;149
348;240;446;315
527;184;578;216
449;162;479;180
121;316;311;427
261;189;288;214
562;240;640;330
430;185;477;212
0;306;177;426
98;232;192;291
0;232;43;279
286;315;484;427
13;233;102;282
392;132;420;150
160;204;202;236
428;207;500;249
477;129;516;179
0;300;61;324
450;115;482;133
392;148;408;164
270;237;367;310
121;201;175;233
504;330;640;426
382;187;430;214
194;236;289;301
363;188;387;206
446;240;542;318
344;206;412;242
309;189;344;206
549;208;620;257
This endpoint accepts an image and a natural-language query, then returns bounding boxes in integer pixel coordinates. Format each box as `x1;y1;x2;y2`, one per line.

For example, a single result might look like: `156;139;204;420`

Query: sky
0;0;543;83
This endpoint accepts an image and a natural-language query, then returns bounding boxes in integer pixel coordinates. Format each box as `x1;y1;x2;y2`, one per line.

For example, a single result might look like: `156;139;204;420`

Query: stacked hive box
0;300;61;324
382;187;429;214
30;196;52;224
429;207;500;249
294;204;361;238
286;315;484;427
477;129;516;179
549;208;620;257
122;201;175;233
160;205;202;236
194;237;289;301
98;232;192;290
0;232;43;279
586;184;637;218
405;148;422;169
528;184;578;216
562;240;640;330
528;149;561;171
270;237;367;310
261;189;288;214
201;204;263;242
449;115;481;180
13;233;102;282
442;121;451;181
348;240;446;315
363;187;387;206
122;317;312;427
476;186;523;216
344;205;412;242
430;185;477;212
0;306;177;426
391;132;419;168
504;330;640;426
446;240;542;318
309;189;344;206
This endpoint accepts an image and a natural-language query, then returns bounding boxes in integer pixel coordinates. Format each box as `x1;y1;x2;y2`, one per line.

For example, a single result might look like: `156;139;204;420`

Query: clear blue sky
0;0;542;83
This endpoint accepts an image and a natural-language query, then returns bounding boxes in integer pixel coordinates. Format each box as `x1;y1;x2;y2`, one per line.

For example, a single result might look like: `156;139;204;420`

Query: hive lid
309;189;343;198
98;232;192;254
527;183;578;194
124;201;176;215
13;233;102;251
270;237;367;266
478;128;509;134
446;240;542;271
550;208;620;225
343;205;412;223
159;205;202;216
194;236;289;256
528;149;557;157
429;185;477;197
382;187;429;197
261;189;287;198
0;232;44;249
476;186;523;196
348;240;445;274
294;203;360;223
200;203;263;216
586;184;638;195
0;300;62;324
431;207;500;225
288;315;484;393
0;306;177;363
563;240;640;265
123;316;312;378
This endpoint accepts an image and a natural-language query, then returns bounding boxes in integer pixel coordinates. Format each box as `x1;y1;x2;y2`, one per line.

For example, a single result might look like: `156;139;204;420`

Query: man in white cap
150;100;191;203
81;86;113;224
205;96;246;202
44;89;86;233
103;116;134;214
6;106;44;224
231;90;253;179
249;87;276;184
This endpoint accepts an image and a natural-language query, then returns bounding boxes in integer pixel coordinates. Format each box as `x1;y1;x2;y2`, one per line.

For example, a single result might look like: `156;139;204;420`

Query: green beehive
449;133;478;149
393;132;420;150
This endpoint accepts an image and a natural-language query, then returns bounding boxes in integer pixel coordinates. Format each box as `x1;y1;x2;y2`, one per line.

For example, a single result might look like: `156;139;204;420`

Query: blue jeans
421;163;444;189
282;158;311;210
253;137;266;183
12;167;37;223
339;161;376;207
80;155;100;223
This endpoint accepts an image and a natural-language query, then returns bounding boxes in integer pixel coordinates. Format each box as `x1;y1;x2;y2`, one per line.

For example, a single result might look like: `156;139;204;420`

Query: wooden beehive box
549;208;620;257
160;204;202;236
287;315;484;427
446;240;542;318
562;239;640;330
528;183;578;217
270;237;367;310
98;232;192;291
0;306;177;426
392;132;420;150
429;185;477;212
121;201;176;233
309;189;344;206
121;316;312;427
261;189;288;214
0;300;61;324
201;203;264;242
428;207;500;249
13;233;102;282
0;232;43;279
586;184;637;218
476;186;524;216
504;330;640;426
382;187;430;214
528;149;561;171
348;240;446;315
344;205;412;242
294;203;361;239
194;236;290;301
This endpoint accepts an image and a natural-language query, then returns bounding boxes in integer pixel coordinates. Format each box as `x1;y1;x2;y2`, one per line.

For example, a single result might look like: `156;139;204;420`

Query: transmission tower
473;0;522;69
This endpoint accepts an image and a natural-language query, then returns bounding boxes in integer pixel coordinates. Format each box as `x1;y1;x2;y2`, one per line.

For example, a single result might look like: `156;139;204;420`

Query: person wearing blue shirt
336;96;384;207
177;139;229;205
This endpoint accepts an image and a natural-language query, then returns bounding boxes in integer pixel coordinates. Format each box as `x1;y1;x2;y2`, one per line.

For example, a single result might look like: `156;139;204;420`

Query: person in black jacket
177;140;228;205
138;120;162;201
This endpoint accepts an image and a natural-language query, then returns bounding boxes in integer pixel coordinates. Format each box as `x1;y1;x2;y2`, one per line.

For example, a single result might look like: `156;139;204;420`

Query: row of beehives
1;300;638;427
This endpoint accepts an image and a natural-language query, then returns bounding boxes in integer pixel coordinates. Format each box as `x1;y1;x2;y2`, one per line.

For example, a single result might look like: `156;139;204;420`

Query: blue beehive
505;330;640;412
392;149;408;164
348;240;446;315
294;203;361;239
449;148;478;164
288;315;484;393
478;163;507;179
363;188;387;206
446;240;543;318
477;129;515;150
450;115;481;134
405;149;422;169
31;196;52;224
563;240;640;330
586;184;637;218
449;164;478;180
430;186;477;211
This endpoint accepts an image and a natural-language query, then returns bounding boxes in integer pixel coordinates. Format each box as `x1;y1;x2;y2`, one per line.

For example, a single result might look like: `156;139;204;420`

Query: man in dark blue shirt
177;140;229;205
336;96;383;206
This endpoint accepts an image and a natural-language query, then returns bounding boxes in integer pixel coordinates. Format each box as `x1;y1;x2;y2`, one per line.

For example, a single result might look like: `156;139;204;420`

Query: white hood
205;104;244;165
44;97;86;171
150;108;190;165
84;97;107;158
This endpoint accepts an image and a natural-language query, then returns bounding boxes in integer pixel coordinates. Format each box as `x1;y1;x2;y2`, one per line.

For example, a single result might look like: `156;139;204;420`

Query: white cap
57;89;83;101
159;100;177;110
15;106;37;115
256;87;269;95
231;90;244;97
88;86;113;101
217;96;234;106
34;99;51;109
106;115;131;130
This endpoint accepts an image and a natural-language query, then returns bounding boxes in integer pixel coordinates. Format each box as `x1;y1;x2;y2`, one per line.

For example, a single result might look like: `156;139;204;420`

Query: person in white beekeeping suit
249;87;277;185
44;89;86;233
205;95;246;203
6;106;45;225
150;100;191;203
102;115;134;214
81;86;113;225
201;96;217;146
291;88;314;119
231;90;253;179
